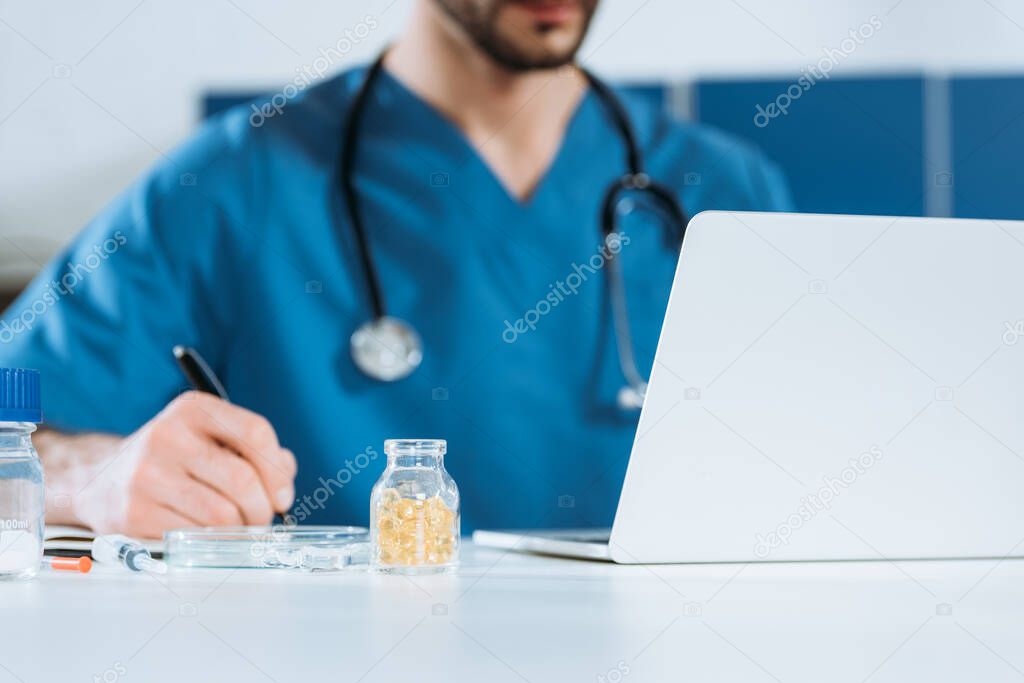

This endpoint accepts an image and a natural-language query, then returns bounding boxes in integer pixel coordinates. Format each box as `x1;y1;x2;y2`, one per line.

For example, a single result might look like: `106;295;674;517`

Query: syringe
91;535;168;574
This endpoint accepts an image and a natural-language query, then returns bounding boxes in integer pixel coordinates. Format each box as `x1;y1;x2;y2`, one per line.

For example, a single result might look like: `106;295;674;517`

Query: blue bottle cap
0;368;42;423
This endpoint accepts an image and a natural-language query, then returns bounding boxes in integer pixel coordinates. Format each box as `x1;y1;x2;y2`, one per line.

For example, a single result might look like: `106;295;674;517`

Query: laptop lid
610;211;1024;564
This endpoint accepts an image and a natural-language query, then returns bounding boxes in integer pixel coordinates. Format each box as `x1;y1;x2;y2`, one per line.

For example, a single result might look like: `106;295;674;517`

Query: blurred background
2;0;1023;308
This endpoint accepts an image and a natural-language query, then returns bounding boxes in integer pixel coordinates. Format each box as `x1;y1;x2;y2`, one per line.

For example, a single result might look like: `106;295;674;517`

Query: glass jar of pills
0;369;45;581
370;439;459;575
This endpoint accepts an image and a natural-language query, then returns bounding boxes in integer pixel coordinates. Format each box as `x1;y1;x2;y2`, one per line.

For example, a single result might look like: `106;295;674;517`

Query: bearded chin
433;0;596;72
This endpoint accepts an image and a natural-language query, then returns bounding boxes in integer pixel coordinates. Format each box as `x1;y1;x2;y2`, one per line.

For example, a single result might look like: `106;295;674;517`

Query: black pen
172;345;228;400
172;345;288;525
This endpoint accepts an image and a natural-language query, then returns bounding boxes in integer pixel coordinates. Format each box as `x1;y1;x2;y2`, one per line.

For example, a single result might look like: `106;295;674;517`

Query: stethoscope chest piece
350;316;423;382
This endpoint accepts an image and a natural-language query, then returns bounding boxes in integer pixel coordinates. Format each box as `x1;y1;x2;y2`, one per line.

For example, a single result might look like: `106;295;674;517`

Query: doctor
0;0;792;537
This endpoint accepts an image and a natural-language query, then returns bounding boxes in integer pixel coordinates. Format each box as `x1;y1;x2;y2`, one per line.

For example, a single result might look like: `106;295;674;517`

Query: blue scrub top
0;66;793;532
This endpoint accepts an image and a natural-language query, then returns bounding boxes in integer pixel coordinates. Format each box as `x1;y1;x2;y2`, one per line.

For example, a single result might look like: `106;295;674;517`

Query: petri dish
164;525;369;570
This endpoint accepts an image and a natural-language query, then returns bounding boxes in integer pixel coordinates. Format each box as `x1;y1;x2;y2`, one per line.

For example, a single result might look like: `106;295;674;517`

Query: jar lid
0;368;42;423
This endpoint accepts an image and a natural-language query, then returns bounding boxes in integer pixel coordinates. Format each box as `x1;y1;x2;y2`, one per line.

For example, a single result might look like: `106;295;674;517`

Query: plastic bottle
0;369;44;581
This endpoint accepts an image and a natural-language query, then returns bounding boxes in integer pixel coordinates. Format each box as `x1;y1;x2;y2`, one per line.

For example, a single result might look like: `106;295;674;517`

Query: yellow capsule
427;509;445;526
378;490;400;515
397;499;417;519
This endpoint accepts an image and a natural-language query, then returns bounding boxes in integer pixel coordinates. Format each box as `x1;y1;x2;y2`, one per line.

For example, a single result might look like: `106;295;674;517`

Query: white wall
2;0;1023;280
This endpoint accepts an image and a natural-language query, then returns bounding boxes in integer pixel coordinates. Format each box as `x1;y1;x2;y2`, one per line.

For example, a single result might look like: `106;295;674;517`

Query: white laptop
474;211;1024;563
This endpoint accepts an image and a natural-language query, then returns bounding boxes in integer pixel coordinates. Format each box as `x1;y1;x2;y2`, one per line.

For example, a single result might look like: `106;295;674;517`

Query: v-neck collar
376;67;596;211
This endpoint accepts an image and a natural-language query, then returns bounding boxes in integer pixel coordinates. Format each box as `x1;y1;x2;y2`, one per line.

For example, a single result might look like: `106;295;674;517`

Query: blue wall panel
203;93;262;120
204;75;1024;223
695;77;926;217
951;76;1024;220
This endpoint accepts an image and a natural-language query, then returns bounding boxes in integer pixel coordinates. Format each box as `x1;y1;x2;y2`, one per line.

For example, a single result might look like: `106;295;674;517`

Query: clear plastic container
0;369;44;581
164;525;369;570
370;439;459;575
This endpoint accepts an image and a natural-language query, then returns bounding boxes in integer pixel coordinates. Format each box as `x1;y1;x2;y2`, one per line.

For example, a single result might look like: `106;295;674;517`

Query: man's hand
40;392;297;538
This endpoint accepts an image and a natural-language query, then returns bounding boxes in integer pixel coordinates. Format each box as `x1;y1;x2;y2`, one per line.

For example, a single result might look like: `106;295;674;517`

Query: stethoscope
340;52;688;412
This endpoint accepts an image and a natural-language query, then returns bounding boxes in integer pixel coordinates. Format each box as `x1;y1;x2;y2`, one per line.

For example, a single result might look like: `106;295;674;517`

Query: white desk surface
3;543;1023;682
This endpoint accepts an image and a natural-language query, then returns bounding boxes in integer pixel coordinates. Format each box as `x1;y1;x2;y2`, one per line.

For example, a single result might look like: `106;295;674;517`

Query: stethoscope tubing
337;50;689;408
